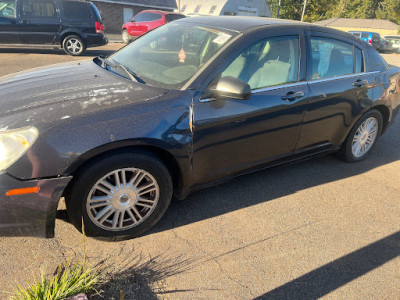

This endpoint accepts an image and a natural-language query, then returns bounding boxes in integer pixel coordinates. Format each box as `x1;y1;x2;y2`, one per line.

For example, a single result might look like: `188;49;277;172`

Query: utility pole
277;0;282;18
178;0;180;12
300;0;307;21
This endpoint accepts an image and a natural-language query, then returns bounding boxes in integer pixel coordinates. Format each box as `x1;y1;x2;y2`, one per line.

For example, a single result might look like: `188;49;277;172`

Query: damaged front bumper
0;172;71;238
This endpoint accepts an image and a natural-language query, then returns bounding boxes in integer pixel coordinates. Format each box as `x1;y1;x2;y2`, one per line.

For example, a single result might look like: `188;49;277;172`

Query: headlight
0;127;38;171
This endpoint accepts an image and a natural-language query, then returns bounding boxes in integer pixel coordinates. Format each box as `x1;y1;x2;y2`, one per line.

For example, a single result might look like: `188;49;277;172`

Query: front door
192;35;308;185
18;0;60;44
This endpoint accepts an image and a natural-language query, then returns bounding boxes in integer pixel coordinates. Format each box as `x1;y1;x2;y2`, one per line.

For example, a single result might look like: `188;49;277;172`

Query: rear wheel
66;152;173;239
63;35;86;56
337;109;382;162
122;29;131;44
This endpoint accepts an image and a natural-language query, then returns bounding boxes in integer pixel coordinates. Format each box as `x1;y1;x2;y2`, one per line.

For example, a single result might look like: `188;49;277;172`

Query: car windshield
108;23;238;89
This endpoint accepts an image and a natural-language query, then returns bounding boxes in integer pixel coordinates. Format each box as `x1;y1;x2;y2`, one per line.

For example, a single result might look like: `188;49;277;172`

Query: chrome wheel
86;168;160;231
122;30;130;44
65;38;83;55
351;117;378;158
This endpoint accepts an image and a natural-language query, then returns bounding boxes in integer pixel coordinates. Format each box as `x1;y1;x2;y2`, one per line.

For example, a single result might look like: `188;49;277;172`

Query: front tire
66;152;173;239
122;29;131;44
337;109;382;162
63;35;86;56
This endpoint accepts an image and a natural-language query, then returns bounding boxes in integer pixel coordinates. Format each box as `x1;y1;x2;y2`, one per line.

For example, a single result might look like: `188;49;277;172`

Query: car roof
138;10;184;16
175;16;305;32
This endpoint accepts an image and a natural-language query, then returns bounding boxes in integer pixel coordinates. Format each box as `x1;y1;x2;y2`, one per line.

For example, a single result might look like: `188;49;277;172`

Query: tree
265;0;399;25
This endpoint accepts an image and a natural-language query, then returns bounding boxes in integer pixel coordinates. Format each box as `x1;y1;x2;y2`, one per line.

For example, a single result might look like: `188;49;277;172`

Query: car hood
0;60;168;130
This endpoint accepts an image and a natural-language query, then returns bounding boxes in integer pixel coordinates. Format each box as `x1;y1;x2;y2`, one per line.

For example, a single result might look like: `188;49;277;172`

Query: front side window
0;0;16;18
21;0;56;17
109;23;238;89
310;37;355;80
221;35;300;90
133;12;145;22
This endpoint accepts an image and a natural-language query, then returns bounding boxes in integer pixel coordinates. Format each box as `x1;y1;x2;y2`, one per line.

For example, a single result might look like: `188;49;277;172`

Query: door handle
281;91;304;101
352;79;368;87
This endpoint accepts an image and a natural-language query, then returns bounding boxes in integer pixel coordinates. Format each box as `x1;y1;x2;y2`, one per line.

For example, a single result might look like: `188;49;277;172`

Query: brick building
92;0;177;34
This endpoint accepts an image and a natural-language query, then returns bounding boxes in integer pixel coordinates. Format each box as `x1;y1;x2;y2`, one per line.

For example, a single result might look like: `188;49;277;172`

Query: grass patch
11;260;101;300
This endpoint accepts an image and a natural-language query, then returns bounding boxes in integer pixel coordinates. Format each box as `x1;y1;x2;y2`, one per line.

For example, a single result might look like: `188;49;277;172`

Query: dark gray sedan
1;17;399;239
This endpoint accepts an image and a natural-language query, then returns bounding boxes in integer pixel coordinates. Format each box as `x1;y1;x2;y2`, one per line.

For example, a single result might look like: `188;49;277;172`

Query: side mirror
211;76;251;100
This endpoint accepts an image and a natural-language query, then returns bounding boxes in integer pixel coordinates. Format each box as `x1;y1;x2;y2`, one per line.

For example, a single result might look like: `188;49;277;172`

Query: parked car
384;35;400;53
121;10;185;44
378;38;393;53
1;17;399;239
348;31;381;50
0;0;107;55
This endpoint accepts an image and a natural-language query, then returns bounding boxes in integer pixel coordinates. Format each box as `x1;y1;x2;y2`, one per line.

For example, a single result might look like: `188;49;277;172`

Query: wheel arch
60;31;85;48
372;104;390;134
62;141;185;203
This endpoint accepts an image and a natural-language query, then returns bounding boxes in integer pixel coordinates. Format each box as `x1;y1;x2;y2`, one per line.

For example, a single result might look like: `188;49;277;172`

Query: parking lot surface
0;46;399;299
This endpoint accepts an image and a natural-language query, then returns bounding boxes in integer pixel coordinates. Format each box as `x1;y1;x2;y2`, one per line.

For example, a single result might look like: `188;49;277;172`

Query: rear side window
90;3;102;21
165;14;185;22
145;12;162;21
361;32;369;38
135;12;161;22
310;37;355;80
62;1;91;19
355;47;364;73
21;0;56;17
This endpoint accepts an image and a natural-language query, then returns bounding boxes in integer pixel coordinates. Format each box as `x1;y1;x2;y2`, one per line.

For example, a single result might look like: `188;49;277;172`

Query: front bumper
0;172;71;238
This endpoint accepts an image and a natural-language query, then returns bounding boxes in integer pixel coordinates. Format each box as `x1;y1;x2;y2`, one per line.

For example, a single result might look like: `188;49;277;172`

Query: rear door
296;32;377;151
0;0;20;43
18;0;61;44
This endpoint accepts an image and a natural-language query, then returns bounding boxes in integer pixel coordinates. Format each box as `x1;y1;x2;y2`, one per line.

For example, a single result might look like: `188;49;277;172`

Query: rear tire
63;35;86;56
336;109;382;162
66;151;173;240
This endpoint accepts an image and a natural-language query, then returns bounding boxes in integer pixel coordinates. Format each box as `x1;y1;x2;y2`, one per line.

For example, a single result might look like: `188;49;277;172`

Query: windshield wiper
96;57;145;84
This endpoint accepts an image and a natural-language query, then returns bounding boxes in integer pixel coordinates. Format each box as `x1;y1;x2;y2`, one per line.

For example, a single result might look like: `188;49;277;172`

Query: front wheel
66;152;173;239
63;35;86;56
337;109;382;162
122;29;131;44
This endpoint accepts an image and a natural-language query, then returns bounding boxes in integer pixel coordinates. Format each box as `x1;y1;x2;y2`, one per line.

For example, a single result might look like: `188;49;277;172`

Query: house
314;18;399;37
91;0;177;33
178;0;272;17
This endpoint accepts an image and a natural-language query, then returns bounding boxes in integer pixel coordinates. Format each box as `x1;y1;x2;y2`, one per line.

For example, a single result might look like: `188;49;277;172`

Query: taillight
96;21;105;34
368;38;372;43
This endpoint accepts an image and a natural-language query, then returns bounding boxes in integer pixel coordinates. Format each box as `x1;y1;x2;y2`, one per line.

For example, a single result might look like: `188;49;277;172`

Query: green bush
11;260;101;300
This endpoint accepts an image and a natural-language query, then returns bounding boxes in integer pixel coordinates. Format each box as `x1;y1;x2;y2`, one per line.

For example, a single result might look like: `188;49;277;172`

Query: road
0;45;399;299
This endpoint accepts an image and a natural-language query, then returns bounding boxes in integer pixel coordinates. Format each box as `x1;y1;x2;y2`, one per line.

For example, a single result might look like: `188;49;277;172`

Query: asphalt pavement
0;46;399;299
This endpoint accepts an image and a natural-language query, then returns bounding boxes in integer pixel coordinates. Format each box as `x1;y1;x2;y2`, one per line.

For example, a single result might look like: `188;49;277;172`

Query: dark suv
0;0;107;55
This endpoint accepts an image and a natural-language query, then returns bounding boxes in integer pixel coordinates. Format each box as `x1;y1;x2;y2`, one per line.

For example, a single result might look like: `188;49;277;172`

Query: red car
121;10;185;44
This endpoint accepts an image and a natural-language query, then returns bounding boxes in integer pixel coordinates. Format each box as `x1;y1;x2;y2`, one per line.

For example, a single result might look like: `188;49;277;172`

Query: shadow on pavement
90;251;199;299
253;230;400;299
150;118;400;236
